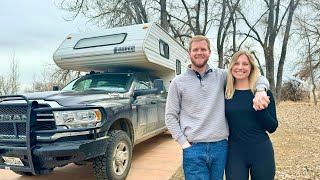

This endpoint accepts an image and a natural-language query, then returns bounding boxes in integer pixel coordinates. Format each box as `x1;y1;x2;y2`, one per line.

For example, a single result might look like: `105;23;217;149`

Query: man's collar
188;64;212;74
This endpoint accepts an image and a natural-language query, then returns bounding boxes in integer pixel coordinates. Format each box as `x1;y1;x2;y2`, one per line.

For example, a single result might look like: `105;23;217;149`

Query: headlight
53;109;102;129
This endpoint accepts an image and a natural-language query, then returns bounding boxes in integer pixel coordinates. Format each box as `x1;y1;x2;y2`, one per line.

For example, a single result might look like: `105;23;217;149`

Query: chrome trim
37;131;91;142
37;118;55;122
37;114;54;116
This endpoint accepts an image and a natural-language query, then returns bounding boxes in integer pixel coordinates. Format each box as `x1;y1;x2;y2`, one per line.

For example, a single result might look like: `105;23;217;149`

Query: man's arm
220;69;228;86
165;80;188;147
254;76;270;111
256;75;270;92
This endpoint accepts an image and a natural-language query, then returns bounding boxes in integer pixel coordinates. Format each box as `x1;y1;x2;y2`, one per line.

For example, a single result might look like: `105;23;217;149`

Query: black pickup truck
0;71;167;180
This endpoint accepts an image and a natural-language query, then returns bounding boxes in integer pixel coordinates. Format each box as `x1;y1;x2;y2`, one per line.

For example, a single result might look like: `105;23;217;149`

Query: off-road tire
93;130;133;180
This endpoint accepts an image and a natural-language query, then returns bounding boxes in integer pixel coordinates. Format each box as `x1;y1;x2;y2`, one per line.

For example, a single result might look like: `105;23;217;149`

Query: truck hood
21;90;131;107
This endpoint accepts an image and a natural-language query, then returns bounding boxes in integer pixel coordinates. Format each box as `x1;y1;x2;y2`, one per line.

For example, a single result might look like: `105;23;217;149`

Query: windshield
62;73;133;92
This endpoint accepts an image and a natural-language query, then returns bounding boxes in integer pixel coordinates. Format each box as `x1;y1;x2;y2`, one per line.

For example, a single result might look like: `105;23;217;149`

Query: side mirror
153;79;165;93
52;85;59;91
133;90;144;98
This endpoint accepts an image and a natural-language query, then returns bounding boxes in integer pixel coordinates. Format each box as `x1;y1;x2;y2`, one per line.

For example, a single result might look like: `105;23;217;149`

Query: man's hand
181;141;191;149
253;91;270;111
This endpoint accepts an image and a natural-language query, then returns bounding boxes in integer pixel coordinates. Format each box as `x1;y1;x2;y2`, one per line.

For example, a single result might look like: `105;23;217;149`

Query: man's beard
191;58;208;68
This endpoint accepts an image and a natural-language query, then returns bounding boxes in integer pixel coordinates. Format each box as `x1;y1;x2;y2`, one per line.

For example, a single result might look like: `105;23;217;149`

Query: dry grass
171;101;320;180
272;101;320;179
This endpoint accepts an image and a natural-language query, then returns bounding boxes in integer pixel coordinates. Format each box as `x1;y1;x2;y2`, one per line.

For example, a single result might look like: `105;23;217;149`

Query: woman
225;50;278;180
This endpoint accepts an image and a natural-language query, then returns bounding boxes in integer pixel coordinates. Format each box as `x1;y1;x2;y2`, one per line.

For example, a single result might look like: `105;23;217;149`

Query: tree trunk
309;52;318;105
217;0;226;68
312;84;317;105
160;0;168;31
276;0;299;101
232;15;237;53
264;47;276;95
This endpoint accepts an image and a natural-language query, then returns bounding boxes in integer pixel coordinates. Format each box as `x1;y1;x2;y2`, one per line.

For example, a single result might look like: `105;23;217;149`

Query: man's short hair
188;35;211;51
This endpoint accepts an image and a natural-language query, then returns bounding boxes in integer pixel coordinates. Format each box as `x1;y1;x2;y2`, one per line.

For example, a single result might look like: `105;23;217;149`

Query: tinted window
134;74;152;90
63;73;133;92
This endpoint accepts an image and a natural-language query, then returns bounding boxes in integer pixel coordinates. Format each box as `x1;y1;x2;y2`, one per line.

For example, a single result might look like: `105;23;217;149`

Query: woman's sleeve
256;90;278;133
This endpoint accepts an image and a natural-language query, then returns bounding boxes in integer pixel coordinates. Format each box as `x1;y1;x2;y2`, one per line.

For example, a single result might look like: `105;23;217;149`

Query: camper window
159;40;169;59
176;60;181;75
74;33;127;49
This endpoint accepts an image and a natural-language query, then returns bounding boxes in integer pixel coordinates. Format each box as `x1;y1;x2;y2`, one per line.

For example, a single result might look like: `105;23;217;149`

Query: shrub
281;80;309;101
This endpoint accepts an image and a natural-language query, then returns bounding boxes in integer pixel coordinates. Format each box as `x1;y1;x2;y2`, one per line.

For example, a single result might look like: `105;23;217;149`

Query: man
165;35;269;180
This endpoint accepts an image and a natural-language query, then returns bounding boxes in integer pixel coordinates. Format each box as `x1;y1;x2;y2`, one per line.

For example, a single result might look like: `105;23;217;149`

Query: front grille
0;103;57;141
36;104;56;131
0;122;26;139
36;113;56;130
0;104;28;140
0;104;28;117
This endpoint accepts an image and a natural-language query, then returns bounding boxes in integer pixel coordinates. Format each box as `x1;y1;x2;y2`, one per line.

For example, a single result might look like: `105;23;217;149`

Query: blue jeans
183;139;228;180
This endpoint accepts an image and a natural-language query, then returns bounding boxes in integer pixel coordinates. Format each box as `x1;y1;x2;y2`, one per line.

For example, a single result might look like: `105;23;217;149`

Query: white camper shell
53;23;189;88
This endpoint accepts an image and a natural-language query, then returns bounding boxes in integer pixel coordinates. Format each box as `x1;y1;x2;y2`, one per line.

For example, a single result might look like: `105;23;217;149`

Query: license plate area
2;156;24;166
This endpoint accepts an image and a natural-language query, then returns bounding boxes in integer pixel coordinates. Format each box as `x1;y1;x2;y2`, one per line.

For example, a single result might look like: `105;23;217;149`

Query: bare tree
58;0;227;46
8;52;20;94
0;51;20;95
294;4;320;105
59;0;149;27
216;0;240;68
0;76;6;95
24;64;82;93
236;0;300;101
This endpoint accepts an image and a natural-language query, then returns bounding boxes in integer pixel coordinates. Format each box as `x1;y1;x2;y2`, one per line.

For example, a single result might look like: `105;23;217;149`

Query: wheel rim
112;141;129;175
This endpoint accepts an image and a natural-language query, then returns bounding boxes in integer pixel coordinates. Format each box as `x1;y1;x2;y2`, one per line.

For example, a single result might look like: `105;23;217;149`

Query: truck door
133;74;159;138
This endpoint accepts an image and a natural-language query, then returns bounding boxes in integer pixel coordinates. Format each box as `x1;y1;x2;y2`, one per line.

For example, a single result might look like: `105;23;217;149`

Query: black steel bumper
0;95;108;174
0;137;109;170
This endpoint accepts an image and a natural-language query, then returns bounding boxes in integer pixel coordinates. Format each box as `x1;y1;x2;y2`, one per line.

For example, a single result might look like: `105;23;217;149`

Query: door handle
151;100;157;104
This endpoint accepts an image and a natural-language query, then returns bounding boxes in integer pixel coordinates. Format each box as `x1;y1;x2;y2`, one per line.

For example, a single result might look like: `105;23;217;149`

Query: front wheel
93;130;133;180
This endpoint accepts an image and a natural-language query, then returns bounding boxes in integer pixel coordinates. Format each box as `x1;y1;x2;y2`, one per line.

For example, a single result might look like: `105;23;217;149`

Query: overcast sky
0;0;98;90
0;0;299;92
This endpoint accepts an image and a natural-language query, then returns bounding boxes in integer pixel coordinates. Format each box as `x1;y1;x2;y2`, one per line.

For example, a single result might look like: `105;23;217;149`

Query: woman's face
231;54;252;81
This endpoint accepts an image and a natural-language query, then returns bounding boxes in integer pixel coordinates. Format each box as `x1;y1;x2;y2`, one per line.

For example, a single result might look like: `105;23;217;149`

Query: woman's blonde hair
225;50;260;99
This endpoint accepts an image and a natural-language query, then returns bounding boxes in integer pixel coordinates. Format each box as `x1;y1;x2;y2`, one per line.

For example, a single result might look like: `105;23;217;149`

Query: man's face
188;40;211;69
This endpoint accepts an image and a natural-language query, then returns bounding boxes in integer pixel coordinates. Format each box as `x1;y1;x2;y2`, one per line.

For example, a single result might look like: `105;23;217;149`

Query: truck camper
53;22;189;89
0;23;188;180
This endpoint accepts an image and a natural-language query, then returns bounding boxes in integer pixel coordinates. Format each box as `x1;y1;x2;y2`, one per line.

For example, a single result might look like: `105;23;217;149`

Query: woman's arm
256;90;278;133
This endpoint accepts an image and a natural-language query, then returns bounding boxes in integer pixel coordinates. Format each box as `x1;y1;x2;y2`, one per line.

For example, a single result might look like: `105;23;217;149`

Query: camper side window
74;33;127;49
159;40;169;59
176;60;181;75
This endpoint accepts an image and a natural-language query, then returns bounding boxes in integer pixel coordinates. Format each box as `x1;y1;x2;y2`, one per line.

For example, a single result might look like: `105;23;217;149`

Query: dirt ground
170;101;320;180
